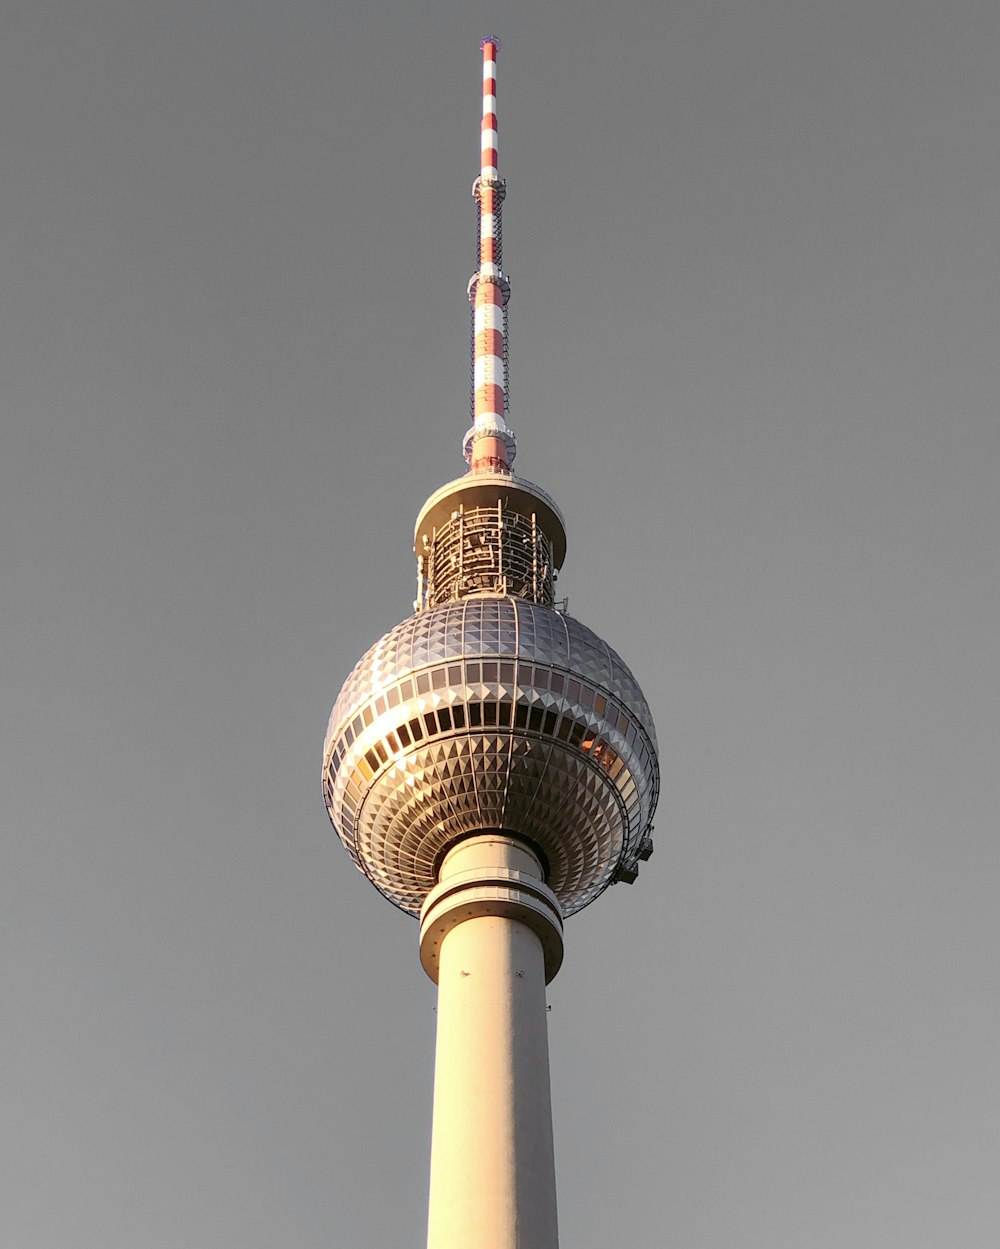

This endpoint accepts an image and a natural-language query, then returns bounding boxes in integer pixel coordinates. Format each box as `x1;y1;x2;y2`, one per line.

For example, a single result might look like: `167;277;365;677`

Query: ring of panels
425;503;556;608
323;596;659;917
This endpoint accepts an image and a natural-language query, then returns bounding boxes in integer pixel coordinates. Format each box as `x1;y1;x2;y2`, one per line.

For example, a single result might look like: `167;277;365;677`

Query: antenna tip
480;35;500;53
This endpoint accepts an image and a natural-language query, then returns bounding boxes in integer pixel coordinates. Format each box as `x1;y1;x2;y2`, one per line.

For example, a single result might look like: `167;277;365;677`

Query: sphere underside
323;597;659;917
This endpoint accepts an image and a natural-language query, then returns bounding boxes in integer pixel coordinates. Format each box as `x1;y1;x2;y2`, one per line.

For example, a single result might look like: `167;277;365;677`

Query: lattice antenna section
463;36;516;473
424;502;555;608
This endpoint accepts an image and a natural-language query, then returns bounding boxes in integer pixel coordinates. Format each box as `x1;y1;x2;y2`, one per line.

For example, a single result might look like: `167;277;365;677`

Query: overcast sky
3;2;998;1246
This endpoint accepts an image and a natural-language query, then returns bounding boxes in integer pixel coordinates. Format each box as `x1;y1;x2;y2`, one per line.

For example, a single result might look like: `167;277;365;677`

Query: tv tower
323;38;659;1249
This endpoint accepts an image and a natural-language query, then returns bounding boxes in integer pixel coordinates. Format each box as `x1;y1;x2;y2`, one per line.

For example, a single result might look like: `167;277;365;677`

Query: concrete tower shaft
422;837;561;1249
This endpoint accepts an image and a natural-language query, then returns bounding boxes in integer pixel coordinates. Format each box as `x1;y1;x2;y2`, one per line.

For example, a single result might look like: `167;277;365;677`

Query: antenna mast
464;36;516;473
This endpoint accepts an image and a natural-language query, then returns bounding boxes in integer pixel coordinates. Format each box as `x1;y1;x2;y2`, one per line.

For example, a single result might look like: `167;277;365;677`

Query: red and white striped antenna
464;36;516;474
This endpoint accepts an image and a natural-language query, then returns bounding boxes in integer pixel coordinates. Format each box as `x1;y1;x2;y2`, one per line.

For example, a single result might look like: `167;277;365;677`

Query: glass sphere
323;596;658;917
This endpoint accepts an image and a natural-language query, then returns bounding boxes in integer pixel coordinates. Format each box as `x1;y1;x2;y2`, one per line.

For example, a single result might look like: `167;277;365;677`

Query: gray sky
3;1;998;1246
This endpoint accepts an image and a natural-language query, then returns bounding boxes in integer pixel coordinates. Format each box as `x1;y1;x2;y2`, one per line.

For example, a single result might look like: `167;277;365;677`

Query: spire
464;36;516;474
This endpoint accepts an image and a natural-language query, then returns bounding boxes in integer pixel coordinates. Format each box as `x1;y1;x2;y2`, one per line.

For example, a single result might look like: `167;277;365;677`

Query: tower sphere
323;594;658;917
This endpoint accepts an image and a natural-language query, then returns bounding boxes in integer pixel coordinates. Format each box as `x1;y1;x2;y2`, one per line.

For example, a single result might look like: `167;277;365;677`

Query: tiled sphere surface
323;597;659;917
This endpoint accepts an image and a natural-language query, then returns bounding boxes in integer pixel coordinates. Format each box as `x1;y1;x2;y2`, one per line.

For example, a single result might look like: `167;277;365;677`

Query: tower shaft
422;836;561;1249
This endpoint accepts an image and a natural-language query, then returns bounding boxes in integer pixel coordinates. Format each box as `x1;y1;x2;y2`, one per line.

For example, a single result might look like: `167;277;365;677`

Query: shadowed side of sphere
322;597;659;917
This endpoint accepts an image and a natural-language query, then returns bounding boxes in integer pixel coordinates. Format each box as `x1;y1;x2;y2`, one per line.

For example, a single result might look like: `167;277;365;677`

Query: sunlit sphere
323;596;659;917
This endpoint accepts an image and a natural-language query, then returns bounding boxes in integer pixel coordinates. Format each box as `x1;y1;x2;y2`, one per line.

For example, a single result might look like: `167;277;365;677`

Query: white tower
322;38;659;1249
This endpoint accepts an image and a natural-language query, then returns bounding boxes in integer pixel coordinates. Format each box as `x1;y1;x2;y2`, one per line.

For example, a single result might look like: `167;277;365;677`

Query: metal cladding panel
323;597;659;917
